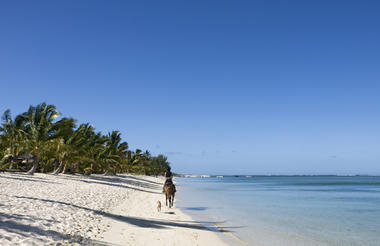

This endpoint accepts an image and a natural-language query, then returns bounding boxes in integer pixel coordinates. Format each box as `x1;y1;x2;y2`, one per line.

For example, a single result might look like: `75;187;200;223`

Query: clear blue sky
1;1;379;175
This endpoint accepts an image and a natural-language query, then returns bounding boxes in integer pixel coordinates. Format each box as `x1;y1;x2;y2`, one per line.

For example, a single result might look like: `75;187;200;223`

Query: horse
164;182;176;208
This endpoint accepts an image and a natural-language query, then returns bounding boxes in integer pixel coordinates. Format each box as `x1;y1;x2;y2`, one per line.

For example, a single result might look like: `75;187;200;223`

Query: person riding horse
163;167;176;193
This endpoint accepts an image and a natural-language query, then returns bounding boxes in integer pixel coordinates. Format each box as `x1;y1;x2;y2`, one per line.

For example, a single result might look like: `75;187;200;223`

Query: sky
0;0;379;175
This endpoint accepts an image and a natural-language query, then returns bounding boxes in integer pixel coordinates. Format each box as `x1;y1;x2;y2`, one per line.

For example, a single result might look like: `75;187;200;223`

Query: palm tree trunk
26;158;38;175
5;156;15;169
103;167;116;176
9;163;15;169
62;163;68;174
52;162;63;175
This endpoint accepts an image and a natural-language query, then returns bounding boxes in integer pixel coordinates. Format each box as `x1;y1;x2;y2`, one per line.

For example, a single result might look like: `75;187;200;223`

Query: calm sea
176;176;380;246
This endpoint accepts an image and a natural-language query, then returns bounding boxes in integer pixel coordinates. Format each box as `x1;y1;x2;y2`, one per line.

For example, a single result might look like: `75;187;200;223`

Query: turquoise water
176;176;380;246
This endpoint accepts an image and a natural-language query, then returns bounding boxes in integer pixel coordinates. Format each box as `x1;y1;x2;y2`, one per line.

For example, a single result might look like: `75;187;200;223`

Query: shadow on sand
2;173;243;244
0;212;123;245
124;175;162;185
56;174;162;194
0;173;161;193
0;175;62;184
13;196;240;232
0;213;68;240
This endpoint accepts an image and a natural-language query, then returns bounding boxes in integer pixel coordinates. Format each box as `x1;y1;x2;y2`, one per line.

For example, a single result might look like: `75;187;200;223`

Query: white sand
0;173;228;246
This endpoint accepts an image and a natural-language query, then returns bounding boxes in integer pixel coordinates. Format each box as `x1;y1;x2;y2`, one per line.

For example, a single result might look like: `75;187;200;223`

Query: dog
157;200;161;212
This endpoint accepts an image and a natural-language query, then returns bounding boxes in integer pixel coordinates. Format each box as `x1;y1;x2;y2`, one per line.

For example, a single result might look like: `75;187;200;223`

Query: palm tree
141;150;153;174
15;103;60;175
0;102;171;176
0;109;25;169
50;117;76;174
123;150;134;173
102;131;128;175
63;125;108;175
130;149;153;174
151;154;170;176
59;123;99;174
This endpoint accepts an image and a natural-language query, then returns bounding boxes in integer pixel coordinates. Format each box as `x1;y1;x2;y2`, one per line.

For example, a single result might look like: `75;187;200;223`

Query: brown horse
164;183;176;208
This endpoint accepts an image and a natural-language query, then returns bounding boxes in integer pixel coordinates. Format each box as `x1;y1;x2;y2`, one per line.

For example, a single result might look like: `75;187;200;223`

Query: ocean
176;176;380;246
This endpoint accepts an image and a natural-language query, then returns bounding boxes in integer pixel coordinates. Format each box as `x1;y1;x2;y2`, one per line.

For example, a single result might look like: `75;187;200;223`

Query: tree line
0;102;171;176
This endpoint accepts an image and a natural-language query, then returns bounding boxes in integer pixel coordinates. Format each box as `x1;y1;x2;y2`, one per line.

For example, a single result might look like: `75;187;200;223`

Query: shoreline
176;179;248;246
99;175;229;246
177;211;248;246
0;173;228;245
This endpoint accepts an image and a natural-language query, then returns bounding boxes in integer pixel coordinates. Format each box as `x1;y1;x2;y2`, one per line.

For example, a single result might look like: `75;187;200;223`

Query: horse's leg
165;193;168;207
172;193;175;207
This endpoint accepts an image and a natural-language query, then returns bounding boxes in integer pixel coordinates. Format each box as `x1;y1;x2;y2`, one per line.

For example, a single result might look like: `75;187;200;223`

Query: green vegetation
0;102;171;176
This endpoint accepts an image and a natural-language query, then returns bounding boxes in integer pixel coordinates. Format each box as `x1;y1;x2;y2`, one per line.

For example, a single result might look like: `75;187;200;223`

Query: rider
163;167;176;193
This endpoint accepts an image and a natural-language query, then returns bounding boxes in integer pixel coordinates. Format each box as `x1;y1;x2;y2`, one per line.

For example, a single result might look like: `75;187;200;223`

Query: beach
2;173;379;246
0;173;227;246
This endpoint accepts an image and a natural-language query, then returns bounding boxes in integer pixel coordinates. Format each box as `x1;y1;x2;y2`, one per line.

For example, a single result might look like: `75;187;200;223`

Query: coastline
0;173;228;245
176;178;249;246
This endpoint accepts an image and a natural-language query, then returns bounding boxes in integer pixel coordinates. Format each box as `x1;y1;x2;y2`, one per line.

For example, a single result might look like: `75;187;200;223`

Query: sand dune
0;173;227;245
